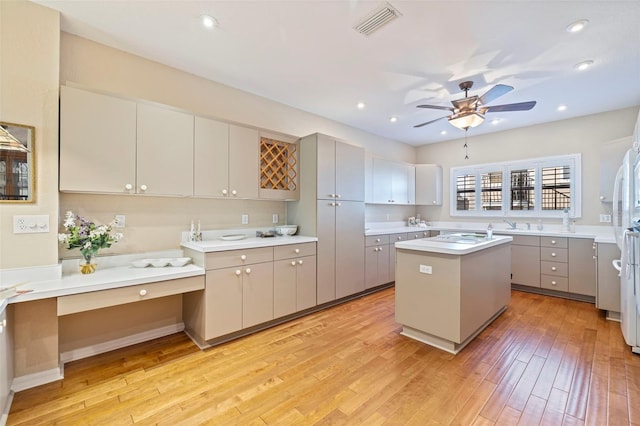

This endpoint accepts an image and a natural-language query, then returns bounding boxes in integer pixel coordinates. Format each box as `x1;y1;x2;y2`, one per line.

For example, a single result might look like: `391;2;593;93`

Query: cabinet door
316;135;336;200
415;164;443;205
205;268;243;340
377;244;390;286
316;200;336;304
511;245;540;287
568;238;596;296
335;201;365;298
335;141;364;201
597;243;621;312
229;125;259;198
365;245;380;288
60;86;137;193
372;158;393;203
404;163;416;205
242;262;274;328
194;116;229;197
137;103;194;196
274;259;297;318
296;255;317;311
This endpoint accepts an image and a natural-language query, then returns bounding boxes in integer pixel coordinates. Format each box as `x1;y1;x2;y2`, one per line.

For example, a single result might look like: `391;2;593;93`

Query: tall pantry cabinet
287;133;365;304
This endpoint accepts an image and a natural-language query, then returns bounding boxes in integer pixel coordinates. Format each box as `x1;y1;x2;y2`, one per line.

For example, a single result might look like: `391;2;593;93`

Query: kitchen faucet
503;219;517;229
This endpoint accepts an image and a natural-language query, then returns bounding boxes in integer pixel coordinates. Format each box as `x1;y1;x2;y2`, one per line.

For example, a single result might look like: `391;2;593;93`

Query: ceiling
34;0;640;146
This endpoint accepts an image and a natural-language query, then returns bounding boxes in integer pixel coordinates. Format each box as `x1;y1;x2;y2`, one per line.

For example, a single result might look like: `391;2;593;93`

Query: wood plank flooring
7;288;640;425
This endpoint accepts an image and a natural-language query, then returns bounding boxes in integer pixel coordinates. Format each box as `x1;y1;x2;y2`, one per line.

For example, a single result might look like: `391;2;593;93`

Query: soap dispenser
487;223;493;239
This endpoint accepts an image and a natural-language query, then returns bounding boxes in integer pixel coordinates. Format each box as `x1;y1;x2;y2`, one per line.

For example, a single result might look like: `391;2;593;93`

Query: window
450;154;581;218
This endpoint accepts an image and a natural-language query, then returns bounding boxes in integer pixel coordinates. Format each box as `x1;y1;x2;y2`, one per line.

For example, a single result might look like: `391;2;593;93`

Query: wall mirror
0;122;35;202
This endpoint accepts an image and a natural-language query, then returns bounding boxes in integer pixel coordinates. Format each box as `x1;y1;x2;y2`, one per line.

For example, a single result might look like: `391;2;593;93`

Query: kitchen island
395;234;512;354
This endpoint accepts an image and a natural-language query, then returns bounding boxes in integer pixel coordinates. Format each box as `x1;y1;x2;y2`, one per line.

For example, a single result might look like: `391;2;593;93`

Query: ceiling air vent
353;2;402;36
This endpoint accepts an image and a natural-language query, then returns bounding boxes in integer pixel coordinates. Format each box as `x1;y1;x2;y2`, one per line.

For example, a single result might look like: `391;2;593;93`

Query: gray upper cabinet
136;103;194;196
371;158;415;205
415;164;443;206
317;134;364;201
60;85;137;193
194;116;229;198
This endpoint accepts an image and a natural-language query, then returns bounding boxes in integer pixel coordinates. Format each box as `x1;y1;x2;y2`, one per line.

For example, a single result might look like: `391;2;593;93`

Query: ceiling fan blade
485;101;537;112
477;84;513;105
416;104;454;111
414;116;448;128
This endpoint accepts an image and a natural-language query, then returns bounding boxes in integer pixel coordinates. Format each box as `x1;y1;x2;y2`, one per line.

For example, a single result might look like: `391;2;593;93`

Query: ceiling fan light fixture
574;60;594;71
448;111;484;130
566;19;589;33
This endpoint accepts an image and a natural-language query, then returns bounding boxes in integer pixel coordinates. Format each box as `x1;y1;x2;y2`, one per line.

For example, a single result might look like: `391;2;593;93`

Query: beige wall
415;106;640;226
58;32;415;257
0;1;60;269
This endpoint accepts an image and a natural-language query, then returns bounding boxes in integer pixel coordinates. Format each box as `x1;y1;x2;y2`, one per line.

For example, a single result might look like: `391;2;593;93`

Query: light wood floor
7;288;640;425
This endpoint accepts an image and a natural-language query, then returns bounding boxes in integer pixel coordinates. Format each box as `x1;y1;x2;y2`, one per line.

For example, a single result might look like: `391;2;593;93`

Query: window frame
450;154;582;219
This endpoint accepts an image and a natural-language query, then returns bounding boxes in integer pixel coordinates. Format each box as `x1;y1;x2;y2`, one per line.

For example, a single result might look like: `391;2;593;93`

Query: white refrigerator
613;148;640;354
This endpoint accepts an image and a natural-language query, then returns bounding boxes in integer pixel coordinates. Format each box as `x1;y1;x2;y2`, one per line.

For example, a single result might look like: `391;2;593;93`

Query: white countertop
181;235;318;252
2;264;204;304
365;221;617;244
396;234;513;255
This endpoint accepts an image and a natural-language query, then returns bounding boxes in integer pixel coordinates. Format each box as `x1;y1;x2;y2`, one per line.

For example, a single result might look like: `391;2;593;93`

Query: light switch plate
13;215;50;234
241;214;249;225
419;264;432;274
599;214;612;223
272;214;278;224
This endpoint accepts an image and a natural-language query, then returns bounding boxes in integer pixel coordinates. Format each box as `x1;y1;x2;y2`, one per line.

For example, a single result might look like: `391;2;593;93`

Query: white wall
0;1;60;269
415;107;640;226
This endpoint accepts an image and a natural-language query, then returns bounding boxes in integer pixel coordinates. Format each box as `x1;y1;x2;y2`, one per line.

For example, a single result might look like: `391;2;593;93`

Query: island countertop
395;234;513;255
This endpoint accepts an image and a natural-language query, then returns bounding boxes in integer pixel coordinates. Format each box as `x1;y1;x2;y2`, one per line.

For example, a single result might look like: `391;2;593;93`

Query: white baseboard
11;365;64;393
60;323;185;364
1;390;14;426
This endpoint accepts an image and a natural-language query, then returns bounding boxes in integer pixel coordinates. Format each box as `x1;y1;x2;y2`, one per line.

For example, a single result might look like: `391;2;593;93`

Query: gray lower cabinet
596;242;621;312
0;307;13;416
184;243;317;344
568;238;596;297
365;235;390;289
510;235;541;287
273;243;317;318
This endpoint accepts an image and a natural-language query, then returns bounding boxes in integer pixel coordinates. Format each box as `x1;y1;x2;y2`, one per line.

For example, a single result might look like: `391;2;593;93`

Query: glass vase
80;253;96;274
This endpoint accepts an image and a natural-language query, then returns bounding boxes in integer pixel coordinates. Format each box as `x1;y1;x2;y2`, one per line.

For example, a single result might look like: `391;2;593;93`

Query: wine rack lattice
260;137;297;191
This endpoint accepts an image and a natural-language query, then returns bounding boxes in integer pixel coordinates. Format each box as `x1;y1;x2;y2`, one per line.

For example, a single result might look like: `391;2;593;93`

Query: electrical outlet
241;214;249;225
114;215;126;228
13;215;50;234
419;264;432;274
272;213;279;224
599;214;612;223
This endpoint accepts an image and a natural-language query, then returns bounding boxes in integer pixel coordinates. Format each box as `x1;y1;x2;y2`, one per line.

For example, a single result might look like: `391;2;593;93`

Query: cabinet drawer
274;242;317;260
205;247;273;269
407;231;430;240
57;276;205;316
510;235;540;246
366;235;390;246
540;261;568;277
541;237;568;248
389;233;408;243
541;274;569;292
540;247;568;262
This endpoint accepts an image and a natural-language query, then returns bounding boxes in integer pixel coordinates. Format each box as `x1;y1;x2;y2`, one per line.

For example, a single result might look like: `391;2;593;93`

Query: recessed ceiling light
201;15;218;29
557;104;568;111
389;116;398;123
440;130;447;135
357;102;366;110
491;118;501;125
566;19;589;33
574;60;594;71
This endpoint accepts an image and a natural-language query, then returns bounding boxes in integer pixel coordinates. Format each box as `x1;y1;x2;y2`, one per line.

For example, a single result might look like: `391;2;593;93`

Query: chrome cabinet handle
240;255;247;261
139;289;147;296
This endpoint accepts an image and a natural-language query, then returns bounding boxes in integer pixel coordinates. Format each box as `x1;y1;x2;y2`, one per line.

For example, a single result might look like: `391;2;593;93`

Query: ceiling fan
413;81;537;130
